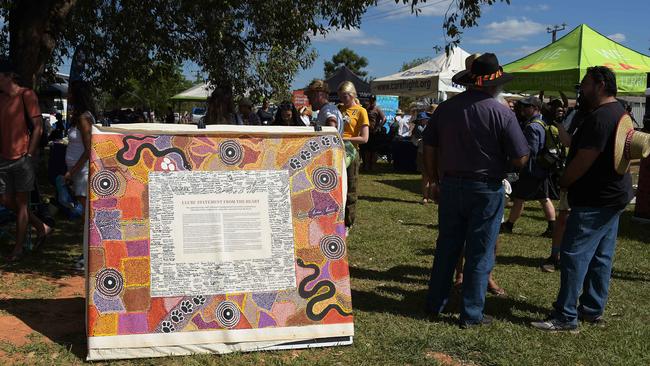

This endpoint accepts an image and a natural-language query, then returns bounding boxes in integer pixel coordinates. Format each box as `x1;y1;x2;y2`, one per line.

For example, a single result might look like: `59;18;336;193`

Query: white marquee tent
170;82;211;101
370;47;472;99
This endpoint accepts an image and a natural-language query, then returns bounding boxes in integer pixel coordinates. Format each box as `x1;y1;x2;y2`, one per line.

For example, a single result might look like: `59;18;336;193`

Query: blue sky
289;0;650;89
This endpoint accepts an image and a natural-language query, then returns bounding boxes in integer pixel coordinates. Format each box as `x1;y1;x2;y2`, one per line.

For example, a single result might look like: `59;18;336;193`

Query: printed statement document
148;170;296;297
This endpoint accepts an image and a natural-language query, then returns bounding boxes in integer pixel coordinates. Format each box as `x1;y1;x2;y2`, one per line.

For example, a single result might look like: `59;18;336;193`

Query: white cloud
501;45;543;58
363;0;453;21
469;18;547;45
312;28;385;46
524;4;550;11
607;33;626;43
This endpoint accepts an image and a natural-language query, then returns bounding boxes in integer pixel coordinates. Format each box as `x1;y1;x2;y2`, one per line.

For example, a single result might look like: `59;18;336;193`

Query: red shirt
0;88;41;160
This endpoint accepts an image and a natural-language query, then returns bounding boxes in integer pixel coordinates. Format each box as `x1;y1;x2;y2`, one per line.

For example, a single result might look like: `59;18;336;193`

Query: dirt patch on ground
425;351;477;366
0;273;85;348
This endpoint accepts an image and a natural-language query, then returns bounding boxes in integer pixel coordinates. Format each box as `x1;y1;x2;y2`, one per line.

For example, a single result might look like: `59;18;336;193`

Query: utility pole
547;23;567;43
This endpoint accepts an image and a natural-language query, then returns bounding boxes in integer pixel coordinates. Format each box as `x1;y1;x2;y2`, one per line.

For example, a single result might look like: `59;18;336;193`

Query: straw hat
614;114;650;174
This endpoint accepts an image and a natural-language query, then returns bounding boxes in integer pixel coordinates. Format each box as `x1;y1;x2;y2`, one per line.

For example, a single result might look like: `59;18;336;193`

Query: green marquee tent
503;24;650;95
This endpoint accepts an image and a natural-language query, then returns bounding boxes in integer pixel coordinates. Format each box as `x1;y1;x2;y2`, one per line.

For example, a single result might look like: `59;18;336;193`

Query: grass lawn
1;162;649;365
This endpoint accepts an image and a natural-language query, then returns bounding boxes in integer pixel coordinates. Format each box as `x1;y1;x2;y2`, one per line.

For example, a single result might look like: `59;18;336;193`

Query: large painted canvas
85;124;353;360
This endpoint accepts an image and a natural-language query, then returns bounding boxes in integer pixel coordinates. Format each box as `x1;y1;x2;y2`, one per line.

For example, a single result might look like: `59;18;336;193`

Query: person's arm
326;116;337;129
65;115;92;181
559;148;599;189
510;155;529;169
27;116;43;156
379;108;386;125
24;90;43;156
345;125;369;144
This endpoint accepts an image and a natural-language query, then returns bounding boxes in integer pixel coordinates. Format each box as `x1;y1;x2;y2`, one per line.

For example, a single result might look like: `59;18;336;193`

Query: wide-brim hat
452;53;514;87
614;114;650;174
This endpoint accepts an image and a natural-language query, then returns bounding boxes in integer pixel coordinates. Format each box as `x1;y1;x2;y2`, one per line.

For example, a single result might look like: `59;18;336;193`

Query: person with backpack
501;96;557;237
0;60;52;262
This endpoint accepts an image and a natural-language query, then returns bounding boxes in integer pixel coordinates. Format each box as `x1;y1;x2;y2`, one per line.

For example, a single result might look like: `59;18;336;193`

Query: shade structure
370;47;471;98
325;66;372;102
170;83;211;101
503;24;650;95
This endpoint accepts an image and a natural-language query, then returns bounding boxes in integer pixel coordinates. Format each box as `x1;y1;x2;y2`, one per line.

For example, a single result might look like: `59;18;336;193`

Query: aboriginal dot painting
86;126;353;360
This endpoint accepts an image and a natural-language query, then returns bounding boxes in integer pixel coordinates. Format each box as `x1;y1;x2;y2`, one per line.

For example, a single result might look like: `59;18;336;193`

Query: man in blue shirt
423;53;529;328
502;96;557;237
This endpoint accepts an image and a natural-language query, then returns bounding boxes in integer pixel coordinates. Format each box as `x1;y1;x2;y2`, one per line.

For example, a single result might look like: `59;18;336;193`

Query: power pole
547;23;567;43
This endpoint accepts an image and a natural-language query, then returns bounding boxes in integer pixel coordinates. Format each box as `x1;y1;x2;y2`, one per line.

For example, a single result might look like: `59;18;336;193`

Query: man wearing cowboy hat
532;66;649;332
423;53;529;328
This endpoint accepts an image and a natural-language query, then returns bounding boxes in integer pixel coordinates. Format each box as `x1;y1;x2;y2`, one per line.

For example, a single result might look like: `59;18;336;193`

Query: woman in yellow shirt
337;81;369;234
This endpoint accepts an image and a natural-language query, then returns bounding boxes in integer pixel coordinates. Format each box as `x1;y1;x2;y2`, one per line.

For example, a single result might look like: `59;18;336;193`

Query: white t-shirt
316;103;344;135
397;115;411;137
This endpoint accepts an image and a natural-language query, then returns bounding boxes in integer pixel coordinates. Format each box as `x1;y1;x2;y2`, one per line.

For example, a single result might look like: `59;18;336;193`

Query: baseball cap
519;96;542;109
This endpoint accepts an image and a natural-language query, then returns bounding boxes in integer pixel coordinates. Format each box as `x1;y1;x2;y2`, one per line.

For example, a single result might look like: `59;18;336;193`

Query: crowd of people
1;49;649;334
422;52;648;331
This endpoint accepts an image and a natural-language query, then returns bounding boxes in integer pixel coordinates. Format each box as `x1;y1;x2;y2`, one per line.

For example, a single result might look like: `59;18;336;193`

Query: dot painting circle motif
215;301;241;328
219;140;244;165
312;167;337;192
95;268;124;298
320;235;346;260
91;170;119;196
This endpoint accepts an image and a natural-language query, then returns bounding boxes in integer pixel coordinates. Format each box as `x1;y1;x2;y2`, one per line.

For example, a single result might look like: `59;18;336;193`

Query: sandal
488;285;507;297
32;231;52;252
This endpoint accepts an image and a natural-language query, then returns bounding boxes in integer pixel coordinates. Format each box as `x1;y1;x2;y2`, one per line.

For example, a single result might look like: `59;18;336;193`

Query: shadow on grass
611;269;650;282
350;265;429;285
496;255;542;268
376;178;422;196
352;283;548;325
617;211;650;242
358;195;419;204
1;215;83;279
0;297;86;360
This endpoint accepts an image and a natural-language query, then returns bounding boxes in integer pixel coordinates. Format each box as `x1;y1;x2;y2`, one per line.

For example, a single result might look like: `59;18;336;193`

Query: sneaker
531;317;578;332
500;222;513;233
540;255;560;273
459;314;494;329
578;313;606;326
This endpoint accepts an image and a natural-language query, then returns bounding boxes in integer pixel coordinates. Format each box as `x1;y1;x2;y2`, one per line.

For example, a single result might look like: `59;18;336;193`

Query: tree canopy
400;57;432;72
324;48;369;79
0;0;509;97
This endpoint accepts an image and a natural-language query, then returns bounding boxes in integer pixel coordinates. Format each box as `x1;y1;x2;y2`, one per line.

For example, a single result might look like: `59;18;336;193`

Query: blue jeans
426;177;504;323
553;206;623;325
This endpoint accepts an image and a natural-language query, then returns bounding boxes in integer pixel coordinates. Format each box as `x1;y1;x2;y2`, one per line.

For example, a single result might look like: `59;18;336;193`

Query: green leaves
324;47;369;79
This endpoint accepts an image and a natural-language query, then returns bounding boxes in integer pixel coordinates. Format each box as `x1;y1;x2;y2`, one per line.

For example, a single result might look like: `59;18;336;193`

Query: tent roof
325;66;371;99
370;47;471;97
503;24;650;95
170;83;211;101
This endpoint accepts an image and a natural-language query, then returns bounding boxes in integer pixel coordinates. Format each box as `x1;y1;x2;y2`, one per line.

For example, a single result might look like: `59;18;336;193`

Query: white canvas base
88;323;354;360
87;336;353;361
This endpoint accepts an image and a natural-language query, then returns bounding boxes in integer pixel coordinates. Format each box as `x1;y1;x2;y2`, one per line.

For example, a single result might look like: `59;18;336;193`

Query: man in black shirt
532;66;634;332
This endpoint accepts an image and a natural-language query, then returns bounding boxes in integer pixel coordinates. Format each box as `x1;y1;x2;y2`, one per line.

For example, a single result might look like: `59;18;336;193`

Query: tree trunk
8;0;77;88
